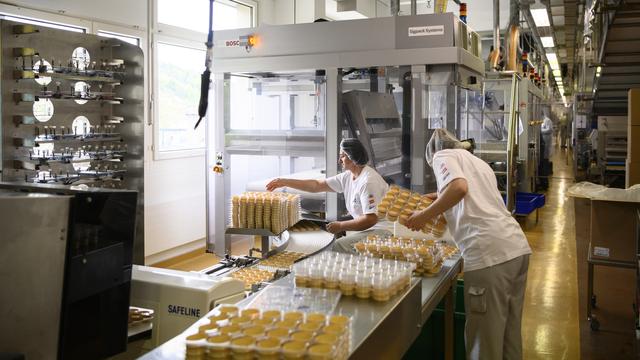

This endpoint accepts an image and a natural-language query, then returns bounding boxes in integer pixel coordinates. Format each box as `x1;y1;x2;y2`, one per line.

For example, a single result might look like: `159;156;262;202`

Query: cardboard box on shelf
630;88;640;126
590;200;640;263
628;125;640;163
626;160;640;188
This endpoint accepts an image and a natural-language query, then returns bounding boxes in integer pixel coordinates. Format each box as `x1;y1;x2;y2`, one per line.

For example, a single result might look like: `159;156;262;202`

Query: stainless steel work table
140;255;462;360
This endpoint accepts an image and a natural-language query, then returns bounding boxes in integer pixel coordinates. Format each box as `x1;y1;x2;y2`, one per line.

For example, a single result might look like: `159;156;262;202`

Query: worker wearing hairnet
406;129;531;360
539;110;554;190
266;138;391;252
541;110;554;159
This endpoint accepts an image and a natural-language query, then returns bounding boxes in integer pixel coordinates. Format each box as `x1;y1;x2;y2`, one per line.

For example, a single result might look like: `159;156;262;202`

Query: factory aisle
521;148;581;359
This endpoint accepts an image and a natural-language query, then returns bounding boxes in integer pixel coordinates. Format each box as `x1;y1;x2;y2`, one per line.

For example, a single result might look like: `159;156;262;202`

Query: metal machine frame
206;14;484;256
460;73;520;211
518;78;544;192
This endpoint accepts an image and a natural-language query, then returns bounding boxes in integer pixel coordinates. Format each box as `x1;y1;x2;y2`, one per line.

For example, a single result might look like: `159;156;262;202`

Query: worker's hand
266;178;285;192
405;210;431;231
326;221;343;234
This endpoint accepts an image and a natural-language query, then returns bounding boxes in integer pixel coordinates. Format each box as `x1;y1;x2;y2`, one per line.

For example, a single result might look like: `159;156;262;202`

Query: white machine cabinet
130;265;245;346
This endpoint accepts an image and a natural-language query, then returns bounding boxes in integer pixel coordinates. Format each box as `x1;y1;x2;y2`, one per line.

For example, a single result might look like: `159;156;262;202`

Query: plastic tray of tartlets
230;192;301;235
184;305;352;360
257;251;307;271
128;306;154;326
229;268;275;291
378;185;447;237
289;220;322;232
353;235;458;277
292;251;415;302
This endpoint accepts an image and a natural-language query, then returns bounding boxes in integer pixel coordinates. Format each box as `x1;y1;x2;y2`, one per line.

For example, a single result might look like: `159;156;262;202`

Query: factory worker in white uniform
266;138;391;253
406;129;532;360
541;110;554;160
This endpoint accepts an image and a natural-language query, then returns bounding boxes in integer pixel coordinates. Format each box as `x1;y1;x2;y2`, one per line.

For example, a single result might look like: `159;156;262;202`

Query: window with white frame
158;0;253;33
155;0;255;154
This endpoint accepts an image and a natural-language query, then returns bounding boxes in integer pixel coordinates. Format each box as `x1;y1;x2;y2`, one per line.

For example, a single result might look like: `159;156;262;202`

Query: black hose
194;0;215;130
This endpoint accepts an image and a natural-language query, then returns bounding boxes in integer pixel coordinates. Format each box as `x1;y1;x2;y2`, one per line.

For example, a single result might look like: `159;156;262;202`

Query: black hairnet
340;138;369;166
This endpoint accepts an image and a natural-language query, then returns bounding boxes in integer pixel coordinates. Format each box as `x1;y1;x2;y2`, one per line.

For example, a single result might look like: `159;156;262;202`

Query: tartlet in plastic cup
281;340;307;360
255;337;281;359
307;343;334;360
306;313;326;324
290;330;315;343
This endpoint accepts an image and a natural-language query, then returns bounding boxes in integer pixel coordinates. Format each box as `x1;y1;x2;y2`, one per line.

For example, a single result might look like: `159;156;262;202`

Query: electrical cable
194;0;215;130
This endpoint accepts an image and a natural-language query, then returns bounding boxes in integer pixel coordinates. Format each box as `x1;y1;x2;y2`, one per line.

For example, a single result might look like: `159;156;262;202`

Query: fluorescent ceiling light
553;69;561;77
548;55;560;70
531;6;551;27
541;37;555;47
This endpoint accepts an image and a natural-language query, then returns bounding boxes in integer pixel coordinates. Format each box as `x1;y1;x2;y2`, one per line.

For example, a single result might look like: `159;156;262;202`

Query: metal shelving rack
0;20;145;263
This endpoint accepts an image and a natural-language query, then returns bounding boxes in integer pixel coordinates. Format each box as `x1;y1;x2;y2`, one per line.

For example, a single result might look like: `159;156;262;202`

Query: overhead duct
489;0;501;69
505;25;520;71
505;0;520;72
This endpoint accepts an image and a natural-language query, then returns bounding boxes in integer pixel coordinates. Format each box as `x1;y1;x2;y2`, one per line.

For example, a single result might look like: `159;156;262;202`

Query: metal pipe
391;0;400;16
411;0;417;15
506;25;520;71
493;0;500;56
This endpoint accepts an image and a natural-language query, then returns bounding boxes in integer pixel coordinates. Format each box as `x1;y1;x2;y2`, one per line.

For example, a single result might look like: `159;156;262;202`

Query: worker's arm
326;213;378;234
266;178;332;193
406;178;468;230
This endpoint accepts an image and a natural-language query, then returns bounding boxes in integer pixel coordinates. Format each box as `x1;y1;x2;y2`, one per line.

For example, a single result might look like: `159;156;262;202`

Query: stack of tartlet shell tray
228;268;275;291
257;251;306;271
128;307;153;326
184;305;352;360
230;192;302;234
353;235;460;277
292;251;415;302
289;220;322;232
376;185;447;237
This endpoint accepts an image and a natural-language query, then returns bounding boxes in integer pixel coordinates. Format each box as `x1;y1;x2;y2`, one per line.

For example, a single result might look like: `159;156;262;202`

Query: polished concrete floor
158;147;638;359
521;149;581;359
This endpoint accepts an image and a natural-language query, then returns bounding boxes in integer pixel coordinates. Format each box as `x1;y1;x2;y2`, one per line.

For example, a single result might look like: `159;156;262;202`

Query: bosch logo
225;40;241;47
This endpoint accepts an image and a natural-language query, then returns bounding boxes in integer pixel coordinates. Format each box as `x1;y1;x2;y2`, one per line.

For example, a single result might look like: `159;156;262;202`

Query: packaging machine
206;13;484;256
0;182;138;359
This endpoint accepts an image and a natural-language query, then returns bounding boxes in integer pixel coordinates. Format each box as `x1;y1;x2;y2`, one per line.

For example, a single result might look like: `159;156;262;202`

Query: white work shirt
326;166;391;231
433;149;531;272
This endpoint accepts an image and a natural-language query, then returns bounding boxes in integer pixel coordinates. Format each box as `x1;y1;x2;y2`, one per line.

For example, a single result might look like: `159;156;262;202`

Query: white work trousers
464;254;530;360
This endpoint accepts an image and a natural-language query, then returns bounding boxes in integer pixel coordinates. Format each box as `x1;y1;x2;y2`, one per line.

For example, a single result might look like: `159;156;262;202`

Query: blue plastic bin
502;192;545;215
